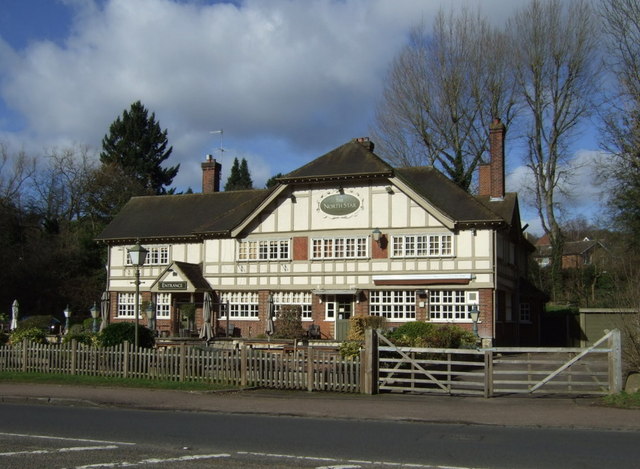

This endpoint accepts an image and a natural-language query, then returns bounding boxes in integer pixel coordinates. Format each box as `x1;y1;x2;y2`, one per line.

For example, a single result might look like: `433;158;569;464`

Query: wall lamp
372;228;382;244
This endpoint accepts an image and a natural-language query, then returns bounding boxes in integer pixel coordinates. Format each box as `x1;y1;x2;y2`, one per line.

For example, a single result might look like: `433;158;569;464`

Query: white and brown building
97;120;544;345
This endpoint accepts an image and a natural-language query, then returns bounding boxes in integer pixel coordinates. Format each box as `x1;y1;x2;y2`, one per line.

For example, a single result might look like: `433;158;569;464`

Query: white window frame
219;292;259;320
369;290;416;321
273;291;312;320
155;293;171;319
126;245;169;266
238;239;291;261
391;234;454;258
117;292;139;318
429;290;478;322
311;236;368;259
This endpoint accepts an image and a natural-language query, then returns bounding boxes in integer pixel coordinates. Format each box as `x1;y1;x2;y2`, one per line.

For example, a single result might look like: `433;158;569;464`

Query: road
0;403;638;468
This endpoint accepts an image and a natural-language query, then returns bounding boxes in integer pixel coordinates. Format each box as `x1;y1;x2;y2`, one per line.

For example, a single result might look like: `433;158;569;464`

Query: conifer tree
224;157;253;191
100;101;179;194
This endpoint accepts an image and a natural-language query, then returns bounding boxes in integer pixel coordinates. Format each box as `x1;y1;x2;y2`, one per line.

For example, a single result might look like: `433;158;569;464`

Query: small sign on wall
159;281;187;290
319;193;361;216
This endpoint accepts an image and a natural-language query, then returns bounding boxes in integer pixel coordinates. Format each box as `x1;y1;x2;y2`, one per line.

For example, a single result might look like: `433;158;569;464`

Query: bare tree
508;0;600;300
372;8;517;191
599;0;640;244
0;142;35;208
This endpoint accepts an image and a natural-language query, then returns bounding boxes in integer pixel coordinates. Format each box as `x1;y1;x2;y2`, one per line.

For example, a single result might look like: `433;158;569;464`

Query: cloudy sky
0;0;605;235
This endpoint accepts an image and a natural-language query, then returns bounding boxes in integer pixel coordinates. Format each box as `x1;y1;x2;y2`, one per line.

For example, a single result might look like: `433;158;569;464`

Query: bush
273;305;306;340
0;332;9;346
9;327;48;345
339;341;361;360
347;315;387;341
63;330;98;346
388;321;476;348
388;321;436;347
98;322;155;348
17;315;56;332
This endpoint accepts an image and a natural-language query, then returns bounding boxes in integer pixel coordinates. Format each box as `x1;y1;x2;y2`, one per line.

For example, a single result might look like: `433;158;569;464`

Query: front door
328;295;353;341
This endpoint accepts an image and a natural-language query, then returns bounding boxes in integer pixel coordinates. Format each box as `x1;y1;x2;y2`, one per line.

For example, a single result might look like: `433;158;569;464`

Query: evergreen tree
265;172;284;188
100;101;179;194
224;157;253;191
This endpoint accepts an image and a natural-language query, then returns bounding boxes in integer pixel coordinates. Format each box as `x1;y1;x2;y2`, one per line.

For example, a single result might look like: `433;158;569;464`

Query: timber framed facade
97;122;544;346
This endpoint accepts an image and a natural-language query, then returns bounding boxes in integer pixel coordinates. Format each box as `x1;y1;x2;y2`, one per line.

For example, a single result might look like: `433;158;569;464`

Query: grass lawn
0;371;236;392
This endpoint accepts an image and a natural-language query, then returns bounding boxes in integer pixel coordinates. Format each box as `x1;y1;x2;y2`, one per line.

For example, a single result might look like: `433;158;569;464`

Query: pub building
97;120;544;346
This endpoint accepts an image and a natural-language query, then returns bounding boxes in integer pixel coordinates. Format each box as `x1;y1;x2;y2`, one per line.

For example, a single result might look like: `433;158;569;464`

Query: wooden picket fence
0;340;361;393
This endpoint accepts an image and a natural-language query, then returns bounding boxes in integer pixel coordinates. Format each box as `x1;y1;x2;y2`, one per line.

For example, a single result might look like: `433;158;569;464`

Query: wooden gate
375;329;622;397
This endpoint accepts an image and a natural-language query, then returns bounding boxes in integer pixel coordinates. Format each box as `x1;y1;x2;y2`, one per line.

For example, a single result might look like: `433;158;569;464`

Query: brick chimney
479;118;506;199
202;154;221;194
353;137;375;152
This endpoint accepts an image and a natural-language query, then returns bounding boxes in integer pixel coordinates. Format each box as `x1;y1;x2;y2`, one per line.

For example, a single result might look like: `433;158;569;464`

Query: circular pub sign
320;193;361;216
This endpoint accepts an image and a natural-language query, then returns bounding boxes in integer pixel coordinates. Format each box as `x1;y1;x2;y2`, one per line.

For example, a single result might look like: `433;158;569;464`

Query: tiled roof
96;190;269;242
97;139;521;243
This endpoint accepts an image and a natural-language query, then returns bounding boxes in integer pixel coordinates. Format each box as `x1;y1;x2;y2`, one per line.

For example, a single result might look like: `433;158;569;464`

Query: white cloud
0;0;550;191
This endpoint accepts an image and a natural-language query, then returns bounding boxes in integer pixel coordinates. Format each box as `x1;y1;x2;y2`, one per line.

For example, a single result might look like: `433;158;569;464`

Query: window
238;239;290;261
520;302;531;322
370;290;416;320
156;293;171;319
273;291;312;320
429;290;477;322
392;234;453;258
219;292;259;319
117;293;138;318
126;246;169;265
311;236;368;259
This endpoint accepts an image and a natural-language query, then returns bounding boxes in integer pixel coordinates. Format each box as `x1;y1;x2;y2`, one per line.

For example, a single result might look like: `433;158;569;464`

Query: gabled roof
397;167;504;225
97;138;524;244
96;190;269;242
279;139;393;182
536;239;605;258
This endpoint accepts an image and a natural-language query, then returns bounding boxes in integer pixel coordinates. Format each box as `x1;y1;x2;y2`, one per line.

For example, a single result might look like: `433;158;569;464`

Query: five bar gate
372;329;622;397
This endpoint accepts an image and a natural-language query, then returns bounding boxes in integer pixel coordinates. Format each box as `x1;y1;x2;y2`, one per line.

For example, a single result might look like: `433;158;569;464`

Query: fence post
609;329;623;394
307;346;315;392
180;343;186;382
484;350;493;398
362;328;378;395
22;338;28;373
123;341;129;378
70;339;77;375
240;344;248;387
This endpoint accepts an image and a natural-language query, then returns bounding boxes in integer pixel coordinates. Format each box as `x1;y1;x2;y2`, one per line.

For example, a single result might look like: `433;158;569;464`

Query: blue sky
0;0;605;235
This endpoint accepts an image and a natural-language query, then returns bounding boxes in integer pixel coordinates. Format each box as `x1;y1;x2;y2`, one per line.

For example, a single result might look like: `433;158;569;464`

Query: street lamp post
128;240;148;350
90;302;99;333
63;305;71;335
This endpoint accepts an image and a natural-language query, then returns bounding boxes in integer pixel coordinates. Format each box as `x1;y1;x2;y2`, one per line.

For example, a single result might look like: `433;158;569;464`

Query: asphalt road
0;402;638;469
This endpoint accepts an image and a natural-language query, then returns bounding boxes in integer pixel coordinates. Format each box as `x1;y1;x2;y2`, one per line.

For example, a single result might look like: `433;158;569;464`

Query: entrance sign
320;194;360;216
160;281;187;290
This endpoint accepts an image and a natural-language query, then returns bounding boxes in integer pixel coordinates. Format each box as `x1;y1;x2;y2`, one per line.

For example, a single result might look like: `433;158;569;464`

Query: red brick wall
293;236;308;260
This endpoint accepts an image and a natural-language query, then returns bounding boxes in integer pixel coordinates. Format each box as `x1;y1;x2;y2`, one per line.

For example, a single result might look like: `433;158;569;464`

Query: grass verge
0;371;236;392
601;391;640;409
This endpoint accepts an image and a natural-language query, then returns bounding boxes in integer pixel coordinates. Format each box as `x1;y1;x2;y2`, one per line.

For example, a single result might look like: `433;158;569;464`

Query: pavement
1;383;639;432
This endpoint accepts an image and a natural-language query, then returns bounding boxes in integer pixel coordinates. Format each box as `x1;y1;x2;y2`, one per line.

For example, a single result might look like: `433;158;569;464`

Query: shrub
17;315;56;332
347;315;387;341
339;341;361;360
9;327;48;345
273;305;306;340
388;321;436;347
387;321;476;348
0;332;9;346
98;322;155;348
63;331;98;346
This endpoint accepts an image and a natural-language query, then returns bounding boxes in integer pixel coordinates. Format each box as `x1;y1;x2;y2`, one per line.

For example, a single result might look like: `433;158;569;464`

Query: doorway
326;295;353;341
